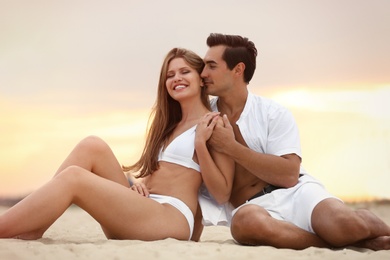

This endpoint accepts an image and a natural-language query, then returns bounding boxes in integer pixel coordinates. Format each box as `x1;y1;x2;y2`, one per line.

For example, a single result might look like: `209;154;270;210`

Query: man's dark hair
206;33;257;83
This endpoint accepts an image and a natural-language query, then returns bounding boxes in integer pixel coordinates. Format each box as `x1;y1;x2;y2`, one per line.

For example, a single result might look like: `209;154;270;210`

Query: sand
1;202;390;260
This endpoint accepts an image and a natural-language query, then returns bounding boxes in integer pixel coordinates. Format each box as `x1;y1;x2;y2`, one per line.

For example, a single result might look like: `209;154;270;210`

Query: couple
1;33;389;250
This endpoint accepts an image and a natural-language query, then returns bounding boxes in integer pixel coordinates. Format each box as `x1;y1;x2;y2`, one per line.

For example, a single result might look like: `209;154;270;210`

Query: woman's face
165;57;202;102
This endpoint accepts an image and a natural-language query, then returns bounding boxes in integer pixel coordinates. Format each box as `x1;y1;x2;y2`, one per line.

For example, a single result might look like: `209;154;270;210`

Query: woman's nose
173;75;182;82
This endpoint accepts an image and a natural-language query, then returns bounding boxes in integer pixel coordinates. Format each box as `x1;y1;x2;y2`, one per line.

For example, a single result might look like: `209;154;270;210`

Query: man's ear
234;62;245;77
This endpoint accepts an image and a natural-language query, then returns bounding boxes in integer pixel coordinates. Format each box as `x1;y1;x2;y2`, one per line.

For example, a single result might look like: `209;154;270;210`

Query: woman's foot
13;230;44;240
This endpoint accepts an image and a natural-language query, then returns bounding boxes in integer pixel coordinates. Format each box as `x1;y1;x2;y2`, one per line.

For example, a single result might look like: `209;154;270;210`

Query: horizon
1;84;389;202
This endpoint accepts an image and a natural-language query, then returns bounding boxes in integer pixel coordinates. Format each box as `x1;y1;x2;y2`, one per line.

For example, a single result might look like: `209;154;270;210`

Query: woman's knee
54;166;97;205
78;135;110;155
55;165;87;185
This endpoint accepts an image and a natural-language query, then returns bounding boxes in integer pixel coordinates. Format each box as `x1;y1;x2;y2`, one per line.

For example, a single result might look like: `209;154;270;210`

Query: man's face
201;45;234;96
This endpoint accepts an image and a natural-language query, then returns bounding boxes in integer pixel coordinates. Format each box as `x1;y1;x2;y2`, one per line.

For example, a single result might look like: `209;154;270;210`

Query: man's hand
208;114;235;154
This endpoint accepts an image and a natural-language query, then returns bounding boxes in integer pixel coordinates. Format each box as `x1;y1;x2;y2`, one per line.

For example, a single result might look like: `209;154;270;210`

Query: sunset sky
1;0;389;201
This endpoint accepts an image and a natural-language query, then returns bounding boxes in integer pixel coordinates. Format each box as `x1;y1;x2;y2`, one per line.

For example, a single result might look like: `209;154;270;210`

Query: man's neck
217;87;248;119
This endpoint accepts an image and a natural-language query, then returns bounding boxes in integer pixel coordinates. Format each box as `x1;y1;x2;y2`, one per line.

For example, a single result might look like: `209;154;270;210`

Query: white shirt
200;91;306;226
211;91;302;157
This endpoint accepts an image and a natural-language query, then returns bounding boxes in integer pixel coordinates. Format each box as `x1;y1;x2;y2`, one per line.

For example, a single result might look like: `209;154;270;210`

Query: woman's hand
130;182;150;197
207;114;235;154
195;112;220;143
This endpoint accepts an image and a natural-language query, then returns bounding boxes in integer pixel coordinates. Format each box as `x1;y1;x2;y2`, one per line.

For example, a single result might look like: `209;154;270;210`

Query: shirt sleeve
266;106;302;158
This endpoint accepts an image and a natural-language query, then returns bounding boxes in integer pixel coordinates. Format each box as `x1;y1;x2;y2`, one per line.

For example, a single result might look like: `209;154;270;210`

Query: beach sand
1;202;390;260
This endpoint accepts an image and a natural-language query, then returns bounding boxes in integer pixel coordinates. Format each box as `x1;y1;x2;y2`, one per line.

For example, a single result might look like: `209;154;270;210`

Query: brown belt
248;174;304;201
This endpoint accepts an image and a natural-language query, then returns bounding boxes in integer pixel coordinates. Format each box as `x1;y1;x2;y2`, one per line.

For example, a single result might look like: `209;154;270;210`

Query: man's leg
230;204;330;249
312;198;390;250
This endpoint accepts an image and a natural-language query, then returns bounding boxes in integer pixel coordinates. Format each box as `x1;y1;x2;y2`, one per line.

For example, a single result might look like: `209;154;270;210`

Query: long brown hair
124;48;209;178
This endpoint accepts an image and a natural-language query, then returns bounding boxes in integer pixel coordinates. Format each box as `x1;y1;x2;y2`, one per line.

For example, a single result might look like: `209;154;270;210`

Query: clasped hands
196;112;235;153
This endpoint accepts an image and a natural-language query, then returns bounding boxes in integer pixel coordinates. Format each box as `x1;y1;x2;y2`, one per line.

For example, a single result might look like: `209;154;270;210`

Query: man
201;33;390;250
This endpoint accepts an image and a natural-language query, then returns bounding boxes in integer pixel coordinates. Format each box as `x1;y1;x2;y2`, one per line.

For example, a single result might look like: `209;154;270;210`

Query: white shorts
232;174;342;233
149;194;194;240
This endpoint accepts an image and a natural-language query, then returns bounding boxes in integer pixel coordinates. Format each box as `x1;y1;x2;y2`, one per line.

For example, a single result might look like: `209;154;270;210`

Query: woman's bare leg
0;166;190;240
1;136;131;239
0;167;82;239
57;136;133;237
53;135;130;187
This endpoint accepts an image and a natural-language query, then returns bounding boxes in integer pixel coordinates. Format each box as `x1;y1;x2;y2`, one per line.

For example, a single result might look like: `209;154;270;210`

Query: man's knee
231;205;269;245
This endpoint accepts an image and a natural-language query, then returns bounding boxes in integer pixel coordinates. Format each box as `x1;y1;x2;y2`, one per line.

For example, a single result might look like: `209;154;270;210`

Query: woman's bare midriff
143;161;202;216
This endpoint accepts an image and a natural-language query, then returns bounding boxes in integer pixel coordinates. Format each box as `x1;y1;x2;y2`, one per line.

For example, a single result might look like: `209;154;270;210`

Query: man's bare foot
355;236;390;251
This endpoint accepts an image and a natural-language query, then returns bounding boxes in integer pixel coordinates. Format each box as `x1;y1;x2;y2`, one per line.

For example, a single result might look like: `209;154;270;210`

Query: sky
1;0;390;201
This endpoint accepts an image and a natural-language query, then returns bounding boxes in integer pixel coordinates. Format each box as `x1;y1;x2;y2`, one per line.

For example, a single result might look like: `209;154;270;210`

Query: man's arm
229;141;300;187
208;115;300;188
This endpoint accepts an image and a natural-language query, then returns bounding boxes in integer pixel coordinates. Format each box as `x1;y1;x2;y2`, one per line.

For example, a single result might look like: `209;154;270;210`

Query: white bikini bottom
149;194;194;240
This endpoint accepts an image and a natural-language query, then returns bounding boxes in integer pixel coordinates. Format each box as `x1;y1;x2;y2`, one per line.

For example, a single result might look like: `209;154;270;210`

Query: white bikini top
158;125;200;172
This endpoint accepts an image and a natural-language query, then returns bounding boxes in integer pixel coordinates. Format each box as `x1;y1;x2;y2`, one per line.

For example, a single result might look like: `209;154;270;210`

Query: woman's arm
195;114;234;204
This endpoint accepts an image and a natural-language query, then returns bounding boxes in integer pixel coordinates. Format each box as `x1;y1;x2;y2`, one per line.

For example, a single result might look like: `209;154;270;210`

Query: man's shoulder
248;92;287;112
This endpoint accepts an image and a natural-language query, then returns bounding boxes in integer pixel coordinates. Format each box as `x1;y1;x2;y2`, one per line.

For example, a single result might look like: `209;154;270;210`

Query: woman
0;48;234;241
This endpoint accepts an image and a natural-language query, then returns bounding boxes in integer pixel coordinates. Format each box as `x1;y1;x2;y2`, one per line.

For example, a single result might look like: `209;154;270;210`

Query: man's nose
201;69;207;78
